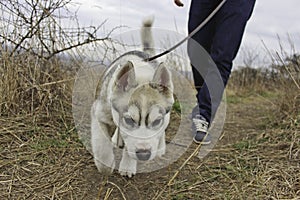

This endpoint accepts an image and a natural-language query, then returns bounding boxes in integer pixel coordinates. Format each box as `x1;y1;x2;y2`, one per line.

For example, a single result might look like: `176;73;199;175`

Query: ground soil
1;91;299;199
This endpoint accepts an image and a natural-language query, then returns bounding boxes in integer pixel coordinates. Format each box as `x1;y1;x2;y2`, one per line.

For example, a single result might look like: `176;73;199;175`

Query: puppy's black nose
136;149;151;161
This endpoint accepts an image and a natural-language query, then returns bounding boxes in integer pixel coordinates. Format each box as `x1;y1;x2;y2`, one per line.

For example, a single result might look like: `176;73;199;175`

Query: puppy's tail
141;16;155;56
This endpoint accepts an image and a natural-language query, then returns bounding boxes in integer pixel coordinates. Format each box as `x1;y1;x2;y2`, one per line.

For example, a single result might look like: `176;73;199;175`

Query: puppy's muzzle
135;149;151;161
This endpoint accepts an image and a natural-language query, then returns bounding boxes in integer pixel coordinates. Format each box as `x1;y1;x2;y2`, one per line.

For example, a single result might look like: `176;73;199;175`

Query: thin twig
152;142;204;200
106;181;127;200
276;52;300;90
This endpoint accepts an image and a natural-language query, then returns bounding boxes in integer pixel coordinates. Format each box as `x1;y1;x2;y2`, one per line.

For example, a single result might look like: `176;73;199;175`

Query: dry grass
0;52;84;199
160;94;300;199
228;53;300;125
0;49;299;199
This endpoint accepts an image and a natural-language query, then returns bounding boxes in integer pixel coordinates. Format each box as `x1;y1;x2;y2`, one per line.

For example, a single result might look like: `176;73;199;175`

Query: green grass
233;140;258;151
172;99;181;113
31;137;69;151
226;95;243;104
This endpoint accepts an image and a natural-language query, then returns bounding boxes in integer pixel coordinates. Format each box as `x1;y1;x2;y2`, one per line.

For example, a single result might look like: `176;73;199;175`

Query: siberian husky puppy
91;17;174;177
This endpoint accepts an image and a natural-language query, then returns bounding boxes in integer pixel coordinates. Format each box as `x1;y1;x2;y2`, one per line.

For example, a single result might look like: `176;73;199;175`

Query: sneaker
192;114;211;144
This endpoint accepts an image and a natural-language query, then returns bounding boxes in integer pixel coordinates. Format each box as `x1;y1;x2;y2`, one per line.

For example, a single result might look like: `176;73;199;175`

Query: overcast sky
74;0;300;67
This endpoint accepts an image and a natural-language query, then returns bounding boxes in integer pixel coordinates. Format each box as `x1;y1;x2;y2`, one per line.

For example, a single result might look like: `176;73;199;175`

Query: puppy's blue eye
124;117;135;127
152;118;162;127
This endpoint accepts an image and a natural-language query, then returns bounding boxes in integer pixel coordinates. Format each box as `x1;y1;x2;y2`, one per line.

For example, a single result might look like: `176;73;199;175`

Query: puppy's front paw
94;157;115;175
118;154;137;178
118;167;136;178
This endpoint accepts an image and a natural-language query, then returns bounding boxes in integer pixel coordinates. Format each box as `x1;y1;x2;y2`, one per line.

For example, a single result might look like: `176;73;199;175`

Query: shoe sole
193;137;211;145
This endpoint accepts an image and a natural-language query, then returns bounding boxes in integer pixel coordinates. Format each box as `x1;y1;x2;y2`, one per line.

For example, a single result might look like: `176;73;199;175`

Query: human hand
174;0;184;7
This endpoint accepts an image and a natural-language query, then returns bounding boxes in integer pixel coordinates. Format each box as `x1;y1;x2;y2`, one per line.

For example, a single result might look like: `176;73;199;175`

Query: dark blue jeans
188;0;256;123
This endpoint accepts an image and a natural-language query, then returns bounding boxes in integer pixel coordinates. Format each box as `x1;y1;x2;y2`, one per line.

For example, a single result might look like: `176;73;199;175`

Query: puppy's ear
152;63;173;95
115;61;137;91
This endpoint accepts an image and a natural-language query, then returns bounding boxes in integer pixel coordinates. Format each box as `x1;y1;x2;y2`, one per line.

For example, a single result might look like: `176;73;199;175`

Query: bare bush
229;66;276;92
228;52;300;128
272;53;300;123
0;0;112;59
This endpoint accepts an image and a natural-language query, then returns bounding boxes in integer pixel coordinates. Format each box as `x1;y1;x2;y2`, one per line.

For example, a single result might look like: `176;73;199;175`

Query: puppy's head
111;61;174;161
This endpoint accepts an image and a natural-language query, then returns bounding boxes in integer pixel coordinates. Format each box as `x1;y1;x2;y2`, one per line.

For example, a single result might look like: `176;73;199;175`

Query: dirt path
1;91;299;199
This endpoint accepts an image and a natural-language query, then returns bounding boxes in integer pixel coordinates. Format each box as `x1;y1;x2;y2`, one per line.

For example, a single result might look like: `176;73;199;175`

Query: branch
45;37;110;59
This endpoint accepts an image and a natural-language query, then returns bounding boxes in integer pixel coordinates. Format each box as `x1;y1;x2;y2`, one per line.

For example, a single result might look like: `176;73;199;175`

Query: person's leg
197;0;256;123
211;0;256;86
187;0;221;143
188;0;218;92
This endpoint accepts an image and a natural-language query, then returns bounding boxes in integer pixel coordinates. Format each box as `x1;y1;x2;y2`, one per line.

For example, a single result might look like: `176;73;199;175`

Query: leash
145;0;227;62
112;0;227;148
